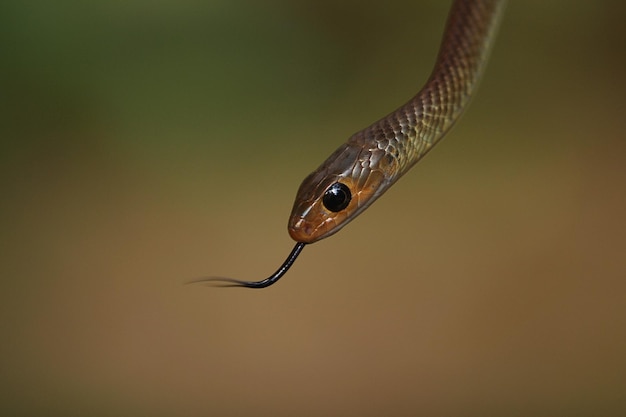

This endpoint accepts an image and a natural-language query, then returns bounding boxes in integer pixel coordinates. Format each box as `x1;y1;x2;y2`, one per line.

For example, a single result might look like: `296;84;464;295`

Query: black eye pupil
322;182;351;212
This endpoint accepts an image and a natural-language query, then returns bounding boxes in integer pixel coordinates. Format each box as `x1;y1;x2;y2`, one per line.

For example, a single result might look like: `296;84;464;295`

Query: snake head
288;140;398;243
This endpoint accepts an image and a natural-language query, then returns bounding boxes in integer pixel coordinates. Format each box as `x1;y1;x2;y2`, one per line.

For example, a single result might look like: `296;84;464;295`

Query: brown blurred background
2;1;625;416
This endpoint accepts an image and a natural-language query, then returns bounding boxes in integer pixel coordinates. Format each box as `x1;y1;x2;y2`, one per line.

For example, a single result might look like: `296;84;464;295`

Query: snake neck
349;0;506;178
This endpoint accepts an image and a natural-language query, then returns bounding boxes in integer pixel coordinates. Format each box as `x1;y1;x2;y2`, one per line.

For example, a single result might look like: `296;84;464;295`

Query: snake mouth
288;214;335;244
288;217;310;242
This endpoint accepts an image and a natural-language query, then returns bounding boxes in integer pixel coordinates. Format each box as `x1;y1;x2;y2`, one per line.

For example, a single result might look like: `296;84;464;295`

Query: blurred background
2;1;625;416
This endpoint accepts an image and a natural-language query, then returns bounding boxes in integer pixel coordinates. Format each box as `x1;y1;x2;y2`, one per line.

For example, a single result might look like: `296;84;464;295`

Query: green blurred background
2;1;625;416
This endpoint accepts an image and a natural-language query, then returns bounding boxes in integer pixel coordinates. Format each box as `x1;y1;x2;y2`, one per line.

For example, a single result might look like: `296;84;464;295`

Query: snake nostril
322;182;351;212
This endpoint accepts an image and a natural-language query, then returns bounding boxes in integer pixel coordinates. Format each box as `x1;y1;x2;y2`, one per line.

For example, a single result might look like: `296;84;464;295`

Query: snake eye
322;182;351;212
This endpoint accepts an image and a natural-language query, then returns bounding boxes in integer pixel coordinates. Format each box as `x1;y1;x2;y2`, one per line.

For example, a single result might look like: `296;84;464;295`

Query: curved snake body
289;0;506;244
205;0;506;288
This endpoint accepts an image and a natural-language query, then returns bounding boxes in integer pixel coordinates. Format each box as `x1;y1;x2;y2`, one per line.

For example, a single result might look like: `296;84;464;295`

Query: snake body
288;0;506;244
204;0;506;288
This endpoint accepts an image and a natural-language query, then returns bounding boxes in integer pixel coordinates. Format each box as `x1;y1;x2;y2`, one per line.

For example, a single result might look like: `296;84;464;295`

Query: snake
205;0;506;288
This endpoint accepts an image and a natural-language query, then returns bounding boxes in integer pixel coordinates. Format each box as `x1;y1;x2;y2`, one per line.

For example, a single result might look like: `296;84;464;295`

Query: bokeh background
2;1;625;416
